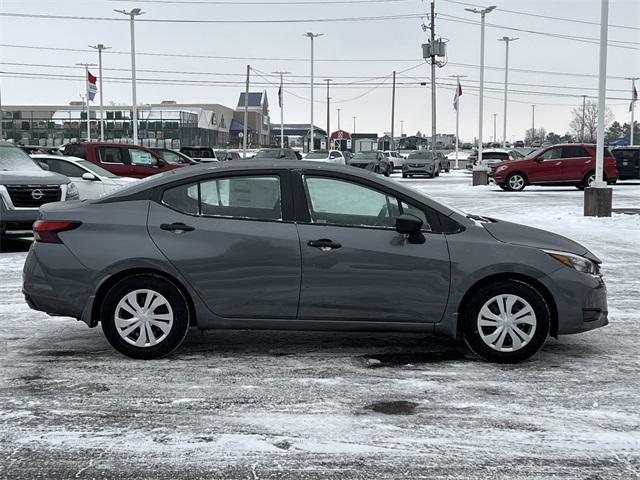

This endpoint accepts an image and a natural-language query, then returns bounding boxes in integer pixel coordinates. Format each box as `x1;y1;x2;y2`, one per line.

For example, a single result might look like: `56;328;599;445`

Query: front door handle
307;238;342;251
160;222;195;233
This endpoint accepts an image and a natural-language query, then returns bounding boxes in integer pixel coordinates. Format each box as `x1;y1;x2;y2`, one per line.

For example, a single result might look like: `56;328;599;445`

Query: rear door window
128;149;159;166
562;146;589;158
44;159;87;178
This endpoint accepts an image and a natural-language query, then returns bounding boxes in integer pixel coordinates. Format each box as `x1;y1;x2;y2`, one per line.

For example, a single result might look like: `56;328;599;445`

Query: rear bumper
402;165;435;176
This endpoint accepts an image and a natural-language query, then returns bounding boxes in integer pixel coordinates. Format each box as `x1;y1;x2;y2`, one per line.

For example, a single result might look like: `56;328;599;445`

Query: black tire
462;279;550;363
445;168;450;173
505;172;527;191
384;165;391;177
402;173;408;178
100;275;190;359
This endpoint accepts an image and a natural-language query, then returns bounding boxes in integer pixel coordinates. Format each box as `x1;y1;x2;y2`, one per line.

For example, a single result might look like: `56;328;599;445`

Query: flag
630;82;638;112
278;81;283;108
87;71;98;102
453;79;462;111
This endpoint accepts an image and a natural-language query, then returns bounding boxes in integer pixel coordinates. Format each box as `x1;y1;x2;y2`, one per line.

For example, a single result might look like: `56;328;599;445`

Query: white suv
384;151;406;170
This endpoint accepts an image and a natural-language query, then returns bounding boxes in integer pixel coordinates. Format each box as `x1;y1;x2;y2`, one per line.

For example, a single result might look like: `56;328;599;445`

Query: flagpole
627;77;639;146
450;74;466;170
85;65;90;142
272;71;290;149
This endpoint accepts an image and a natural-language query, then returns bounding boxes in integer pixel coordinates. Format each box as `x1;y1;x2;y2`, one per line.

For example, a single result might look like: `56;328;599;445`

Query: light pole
337;108;341;130
531;104;536;144
400;120;404;137
89;44;111;141
115;8;144;144
353;116;356;134
493;113;497;144
304;32;323;152
465;5;496;170
324;79;332;147
498;36;517;147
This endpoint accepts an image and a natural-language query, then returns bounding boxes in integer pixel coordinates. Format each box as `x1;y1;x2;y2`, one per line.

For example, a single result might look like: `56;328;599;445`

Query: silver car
23;161;608;362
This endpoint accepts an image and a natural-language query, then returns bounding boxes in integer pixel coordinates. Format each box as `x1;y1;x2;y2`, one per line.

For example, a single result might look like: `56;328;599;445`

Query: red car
61;142;185;178
492;144;618;191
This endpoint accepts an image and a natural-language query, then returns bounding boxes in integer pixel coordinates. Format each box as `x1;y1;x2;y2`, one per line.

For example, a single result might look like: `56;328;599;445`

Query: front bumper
402;164;435;176
543;267;609;335
0;203;38;233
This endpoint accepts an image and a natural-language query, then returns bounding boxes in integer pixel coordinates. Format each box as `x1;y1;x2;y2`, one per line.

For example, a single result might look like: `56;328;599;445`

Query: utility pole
625;77;639;146
305;32;323;152
115;8;144;144
400;120;404;137
353;116;356;134
324;79;332;147
581;95;587;142
391;70;396;150
337;108;341;131
76;62;97;142
243;65;250;157
273;70;291;149
531;104;536;144
429;1;436;152
465;5;496;171
89;44;110;141
498;36;518;147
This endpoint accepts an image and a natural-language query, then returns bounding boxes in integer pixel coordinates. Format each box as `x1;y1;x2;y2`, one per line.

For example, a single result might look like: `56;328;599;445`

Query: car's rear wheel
100;275;190;359
462;280;550;363
505;172;526;191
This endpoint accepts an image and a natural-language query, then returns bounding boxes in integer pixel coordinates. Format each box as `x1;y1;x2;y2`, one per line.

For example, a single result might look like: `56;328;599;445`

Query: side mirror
395;214;425;244
82;172;98;181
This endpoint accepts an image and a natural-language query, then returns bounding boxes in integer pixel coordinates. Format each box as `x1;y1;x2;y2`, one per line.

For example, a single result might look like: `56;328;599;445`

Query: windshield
183;148;214;158
77;160;119;178
0;145;43;171
306;151;329;159
353;152;378;160
525;148;545;159
408;152;433;160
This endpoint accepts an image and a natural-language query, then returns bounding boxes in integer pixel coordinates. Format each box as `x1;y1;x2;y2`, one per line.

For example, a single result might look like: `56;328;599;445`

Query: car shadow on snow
0;235;32;253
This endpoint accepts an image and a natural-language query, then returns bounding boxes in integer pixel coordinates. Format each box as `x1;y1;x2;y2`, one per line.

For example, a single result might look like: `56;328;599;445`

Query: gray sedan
23;161;608;362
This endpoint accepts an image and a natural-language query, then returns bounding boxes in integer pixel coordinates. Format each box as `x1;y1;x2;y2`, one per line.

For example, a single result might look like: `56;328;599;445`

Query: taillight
33;220;82;243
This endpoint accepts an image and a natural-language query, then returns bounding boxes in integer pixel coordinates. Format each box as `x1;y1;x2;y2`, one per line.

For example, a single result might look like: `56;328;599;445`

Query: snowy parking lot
1;171;639;479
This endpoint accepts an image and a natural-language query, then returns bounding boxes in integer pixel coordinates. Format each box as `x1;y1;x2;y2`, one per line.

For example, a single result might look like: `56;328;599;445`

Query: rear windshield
63;143;87;159
0;145;42;171
182;148;215;158
306;152;329;159
353;152;378;160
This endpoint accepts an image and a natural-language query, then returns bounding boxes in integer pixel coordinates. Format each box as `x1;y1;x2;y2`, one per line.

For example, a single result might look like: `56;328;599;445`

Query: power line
441;0;640;31
0;43;633;81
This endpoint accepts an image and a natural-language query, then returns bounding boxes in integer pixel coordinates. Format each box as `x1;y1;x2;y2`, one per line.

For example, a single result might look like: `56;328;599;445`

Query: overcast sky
1;0;639;142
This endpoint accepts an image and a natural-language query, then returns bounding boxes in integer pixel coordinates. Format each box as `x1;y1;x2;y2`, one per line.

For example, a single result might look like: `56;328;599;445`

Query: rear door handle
307;238;342;251
160;222;195;233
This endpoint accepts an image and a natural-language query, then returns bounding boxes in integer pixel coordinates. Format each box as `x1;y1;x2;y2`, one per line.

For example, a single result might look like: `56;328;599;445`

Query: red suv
61;142;185;178
492;144;618;191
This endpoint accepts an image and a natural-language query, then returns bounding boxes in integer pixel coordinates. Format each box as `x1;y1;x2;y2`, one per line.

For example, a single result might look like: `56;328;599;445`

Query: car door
96;146;133;177
294;172;451;322
528;146;564;182
561;145;592;181
147;171;301;319
125;147;167;178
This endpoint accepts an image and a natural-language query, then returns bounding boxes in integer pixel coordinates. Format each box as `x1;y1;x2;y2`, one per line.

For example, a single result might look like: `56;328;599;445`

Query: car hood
0;170;70;185
481;218;600;262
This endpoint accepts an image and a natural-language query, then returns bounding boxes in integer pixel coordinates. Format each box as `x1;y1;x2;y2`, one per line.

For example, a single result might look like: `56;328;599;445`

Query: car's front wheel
505;172;526;191
100;275;190;359
462;279;550;363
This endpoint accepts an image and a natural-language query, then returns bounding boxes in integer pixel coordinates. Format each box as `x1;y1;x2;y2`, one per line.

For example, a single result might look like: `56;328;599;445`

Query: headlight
495;165;508;173
544;250;599;275
66;182;79;200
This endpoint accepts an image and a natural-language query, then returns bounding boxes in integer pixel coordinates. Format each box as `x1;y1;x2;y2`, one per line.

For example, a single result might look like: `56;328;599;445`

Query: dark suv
612;146;639;180
491;144;618;191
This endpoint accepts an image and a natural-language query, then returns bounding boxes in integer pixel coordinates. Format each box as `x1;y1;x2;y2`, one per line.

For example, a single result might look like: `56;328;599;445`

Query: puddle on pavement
365;400;418;415
363;350;465;367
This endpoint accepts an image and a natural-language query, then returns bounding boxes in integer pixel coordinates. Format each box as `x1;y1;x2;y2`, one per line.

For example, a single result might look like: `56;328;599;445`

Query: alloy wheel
508;174;525;191
114;289;174;347
476;294;537;352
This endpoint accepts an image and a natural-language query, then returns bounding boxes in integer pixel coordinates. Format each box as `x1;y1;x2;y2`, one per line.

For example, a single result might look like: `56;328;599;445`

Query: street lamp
115;8;144;144
465;5;496;171
498;36;518;147
304;32;323;152
89;44;111;141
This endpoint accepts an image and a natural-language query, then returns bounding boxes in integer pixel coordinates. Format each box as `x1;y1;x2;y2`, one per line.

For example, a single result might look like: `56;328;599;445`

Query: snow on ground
1;172;639;479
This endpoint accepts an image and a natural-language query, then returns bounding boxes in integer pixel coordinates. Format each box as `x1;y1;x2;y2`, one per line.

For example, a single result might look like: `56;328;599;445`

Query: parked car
24;160;609;363
32;154;138;200
402;150;440;178
304;150;346;165
342;151;354;163
491;144;618;191
253;148;302;160
215;150;242;161
467;148;524;172
152;148;197;165
179;146;217;162
61;142;183;179
611;146;640;180
0;142;79;235
348;151;392;176
436;151;450;172
383;151;406;170
514;140;525;148
19;145;62;156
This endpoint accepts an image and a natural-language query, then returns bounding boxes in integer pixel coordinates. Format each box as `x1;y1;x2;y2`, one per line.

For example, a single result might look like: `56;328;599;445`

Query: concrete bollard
584;187;613;217
472;169;489;186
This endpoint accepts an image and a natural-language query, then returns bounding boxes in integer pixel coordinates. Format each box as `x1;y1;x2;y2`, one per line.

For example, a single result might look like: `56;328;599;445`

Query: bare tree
570;99;613;142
